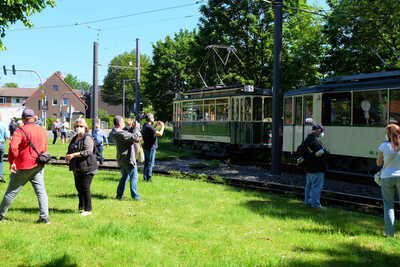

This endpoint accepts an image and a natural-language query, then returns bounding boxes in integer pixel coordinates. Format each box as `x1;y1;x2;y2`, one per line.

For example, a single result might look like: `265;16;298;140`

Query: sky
0;0;328;89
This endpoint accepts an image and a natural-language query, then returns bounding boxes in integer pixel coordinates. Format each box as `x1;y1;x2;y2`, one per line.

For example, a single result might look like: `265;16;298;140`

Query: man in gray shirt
110;116;142;200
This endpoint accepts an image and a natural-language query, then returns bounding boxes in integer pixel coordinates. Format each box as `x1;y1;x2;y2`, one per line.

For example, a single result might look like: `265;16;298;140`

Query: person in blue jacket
92;122;109;165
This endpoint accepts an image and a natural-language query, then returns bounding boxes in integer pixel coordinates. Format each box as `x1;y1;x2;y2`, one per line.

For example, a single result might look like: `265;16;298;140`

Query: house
24;72;87;121
0;87;36;126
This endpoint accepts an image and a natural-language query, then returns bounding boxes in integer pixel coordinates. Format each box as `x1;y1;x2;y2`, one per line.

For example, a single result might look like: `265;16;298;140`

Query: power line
9;1;205;32
79;1;205;25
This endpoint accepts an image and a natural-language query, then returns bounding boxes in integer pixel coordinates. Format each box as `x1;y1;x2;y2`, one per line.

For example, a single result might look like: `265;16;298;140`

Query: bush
46;118;56;130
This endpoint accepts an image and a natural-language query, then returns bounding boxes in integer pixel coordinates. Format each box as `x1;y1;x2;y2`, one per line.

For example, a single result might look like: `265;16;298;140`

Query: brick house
24;72;87;121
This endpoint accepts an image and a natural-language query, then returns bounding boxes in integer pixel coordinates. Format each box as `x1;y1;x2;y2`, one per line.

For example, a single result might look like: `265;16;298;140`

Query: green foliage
0;0;56;50
145;30;201;121
63;73;91;92
323;0;400;75
102;50;151;115
2;82;18;87
46;118;56;130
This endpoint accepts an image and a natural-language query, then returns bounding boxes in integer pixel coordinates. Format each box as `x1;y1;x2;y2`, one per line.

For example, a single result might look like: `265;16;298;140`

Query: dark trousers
52;131;58;144
74;172;94;211
97;144;103;165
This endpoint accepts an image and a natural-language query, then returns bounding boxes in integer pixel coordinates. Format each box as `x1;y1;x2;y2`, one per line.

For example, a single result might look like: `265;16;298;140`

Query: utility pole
271;0;283;175
122;80;125;117
135;38;141;119
92;41;99;131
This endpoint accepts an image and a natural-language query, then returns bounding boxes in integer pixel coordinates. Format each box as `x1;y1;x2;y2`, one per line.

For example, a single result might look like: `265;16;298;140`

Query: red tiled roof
0;87;36;97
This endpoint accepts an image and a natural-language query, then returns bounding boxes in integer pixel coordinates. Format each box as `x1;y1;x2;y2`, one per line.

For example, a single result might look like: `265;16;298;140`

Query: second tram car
173;85;273;158
283;70;400;176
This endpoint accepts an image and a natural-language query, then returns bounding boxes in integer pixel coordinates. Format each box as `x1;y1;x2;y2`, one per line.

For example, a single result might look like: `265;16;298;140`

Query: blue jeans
143;148;156;182
97;144;104;165
0;143;5;178
116;164;140;199
381;177;400;237
0;166;48;220
304;172;324;208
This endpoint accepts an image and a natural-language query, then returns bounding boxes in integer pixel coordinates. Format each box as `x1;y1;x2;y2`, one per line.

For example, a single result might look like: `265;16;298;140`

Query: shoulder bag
20;128;52;165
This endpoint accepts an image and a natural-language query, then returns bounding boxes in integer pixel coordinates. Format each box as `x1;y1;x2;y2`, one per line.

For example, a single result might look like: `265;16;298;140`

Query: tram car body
283;70;400;176
173;85;273;158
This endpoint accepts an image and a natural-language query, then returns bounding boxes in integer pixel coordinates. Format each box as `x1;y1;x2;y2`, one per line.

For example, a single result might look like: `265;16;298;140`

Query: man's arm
119;129;142;144
155;121;165;137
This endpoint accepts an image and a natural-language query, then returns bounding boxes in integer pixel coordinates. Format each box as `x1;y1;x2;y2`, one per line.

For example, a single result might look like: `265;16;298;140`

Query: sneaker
135;198;144;202
0;177;5;183
80;211;92;216
36;218;50;224
0;215;3;221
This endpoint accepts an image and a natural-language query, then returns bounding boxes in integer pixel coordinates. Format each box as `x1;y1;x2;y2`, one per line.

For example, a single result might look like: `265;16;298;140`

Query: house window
53;85;59;91
15;98;21;104
0;97;5;104
52;98;58;105
63;98;69;106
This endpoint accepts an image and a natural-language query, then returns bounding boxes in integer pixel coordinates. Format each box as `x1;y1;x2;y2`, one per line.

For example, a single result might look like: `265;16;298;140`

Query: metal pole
92;41;99;131
271;0;283;175
122;80;125;117
135;38;141;118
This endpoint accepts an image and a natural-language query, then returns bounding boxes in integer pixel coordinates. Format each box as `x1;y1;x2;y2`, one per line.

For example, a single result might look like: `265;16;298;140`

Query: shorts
61;132;67;138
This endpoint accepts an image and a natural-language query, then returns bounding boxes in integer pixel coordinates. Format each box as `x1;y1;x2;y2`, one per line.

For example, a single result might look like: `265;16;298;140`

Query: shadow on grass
101;176;120;182
19;254;77;267
286;241;400;267
239;193;383;237
11;207;75;214
56;193;113;200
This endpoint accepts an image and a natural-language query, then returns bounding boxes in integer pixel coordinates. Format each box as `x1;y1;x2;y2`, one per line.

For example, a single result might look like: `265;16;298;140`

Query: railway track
49;158;396;216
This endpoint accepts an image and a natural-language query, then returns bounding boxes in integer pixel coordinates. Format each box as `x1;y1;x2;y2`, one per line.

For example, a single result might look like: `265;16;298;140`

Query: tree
0;0;56;50
2;82;18;88
195;0;325;91
63;74;91;92
323;0;400;76
101;50;151;115
145;30;201;121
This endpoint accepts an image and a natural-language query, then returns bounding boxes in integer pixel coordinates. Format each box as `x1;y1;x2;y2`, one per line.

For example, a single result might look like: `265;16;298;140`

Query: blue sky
0;0;328;88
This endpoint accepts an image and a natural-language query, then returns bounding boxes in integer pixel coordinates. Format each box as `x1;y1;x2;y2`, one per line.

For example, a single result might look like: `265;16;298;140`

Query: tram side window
182;102;190;121
353;90;387;126
216;98;228;120
263;97;272;122
244;97;252;121
193;100;203;121
204;100;215;121
294;97;302;125
322;93;351;125
304;96;313;124
253;97;262;121
389;90;400;124
283;97;292;124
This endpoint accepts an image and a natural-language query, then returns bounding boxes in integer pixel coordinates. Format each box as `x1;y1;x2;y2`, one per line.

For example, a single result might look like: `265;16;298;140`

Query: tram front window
263;97;272;122
322;93;351;125
304;96;313;124
253;97;262;121
283;97;292;124
353;90;387;126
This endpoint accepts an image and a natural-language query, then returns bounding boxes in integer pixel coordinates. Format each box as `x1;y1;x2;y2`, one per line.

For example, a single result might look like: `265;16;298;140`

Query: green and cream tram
173;85;273;157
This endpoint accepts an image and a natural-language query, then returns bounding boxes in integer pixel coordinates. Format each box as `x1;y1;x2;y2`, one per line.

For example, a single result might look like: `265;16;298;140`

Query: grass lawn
0;164;399;266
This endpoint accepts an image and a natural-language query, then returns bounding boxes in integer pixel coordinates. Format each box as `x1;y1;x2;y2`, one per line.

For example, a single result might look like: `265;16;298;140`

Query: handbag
20;128;52;165
136;142;145;163
374;153;396;186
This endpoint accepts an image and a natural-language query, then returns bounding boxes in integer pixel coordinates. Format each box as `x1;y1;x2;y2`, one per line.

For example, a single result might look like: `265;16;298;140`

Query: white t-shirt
378;141;400;178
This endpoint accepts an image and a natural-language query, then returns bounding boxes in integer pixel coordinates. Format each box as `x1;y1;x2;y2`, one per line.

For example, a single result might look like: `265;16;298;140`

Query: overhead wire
8;0;205;32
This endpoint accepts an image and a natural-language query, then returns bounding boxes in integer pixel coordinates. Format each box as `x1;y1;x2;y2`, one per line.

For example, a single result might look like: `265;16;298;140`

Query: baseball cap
22;109;35;118
312;124;325;132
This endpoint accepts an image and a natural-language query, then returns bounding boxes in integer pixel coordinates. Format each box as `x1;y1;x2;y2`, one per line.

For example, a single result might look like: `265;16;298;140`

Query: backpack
294;140;312;166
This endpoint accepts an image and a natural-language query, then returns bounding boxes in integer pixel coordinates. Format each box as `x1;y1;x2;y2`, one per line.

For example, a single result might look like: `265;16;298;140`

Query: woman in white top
377;123;400;237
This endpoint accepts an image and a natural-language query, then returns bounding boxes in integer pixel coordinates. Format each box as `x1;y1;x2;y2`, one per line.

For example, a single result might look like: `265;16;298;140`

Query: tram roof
175;84;272;100
285;71;400;97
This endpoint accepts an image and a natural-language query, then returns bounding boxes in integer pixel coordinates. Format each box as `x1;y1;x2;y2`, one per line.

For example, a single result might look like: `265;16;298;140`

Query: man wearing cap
303;124;327;209
0;109;50;224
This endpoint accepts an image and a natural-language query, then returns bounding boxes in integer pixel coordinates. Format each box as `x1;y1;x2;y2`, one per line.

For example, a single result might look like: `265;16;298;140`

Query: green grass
0;164;399;266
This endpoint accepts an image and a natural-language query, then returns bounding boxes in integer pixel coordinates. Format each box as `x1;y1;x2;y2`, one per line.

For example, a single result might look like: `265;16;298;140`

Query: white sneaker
80;211;92;216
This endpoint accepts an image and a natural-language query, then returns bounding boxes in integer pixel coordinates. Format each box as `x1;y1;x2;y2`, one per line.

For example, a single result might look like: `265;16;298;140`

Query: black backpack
294;140;312;166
